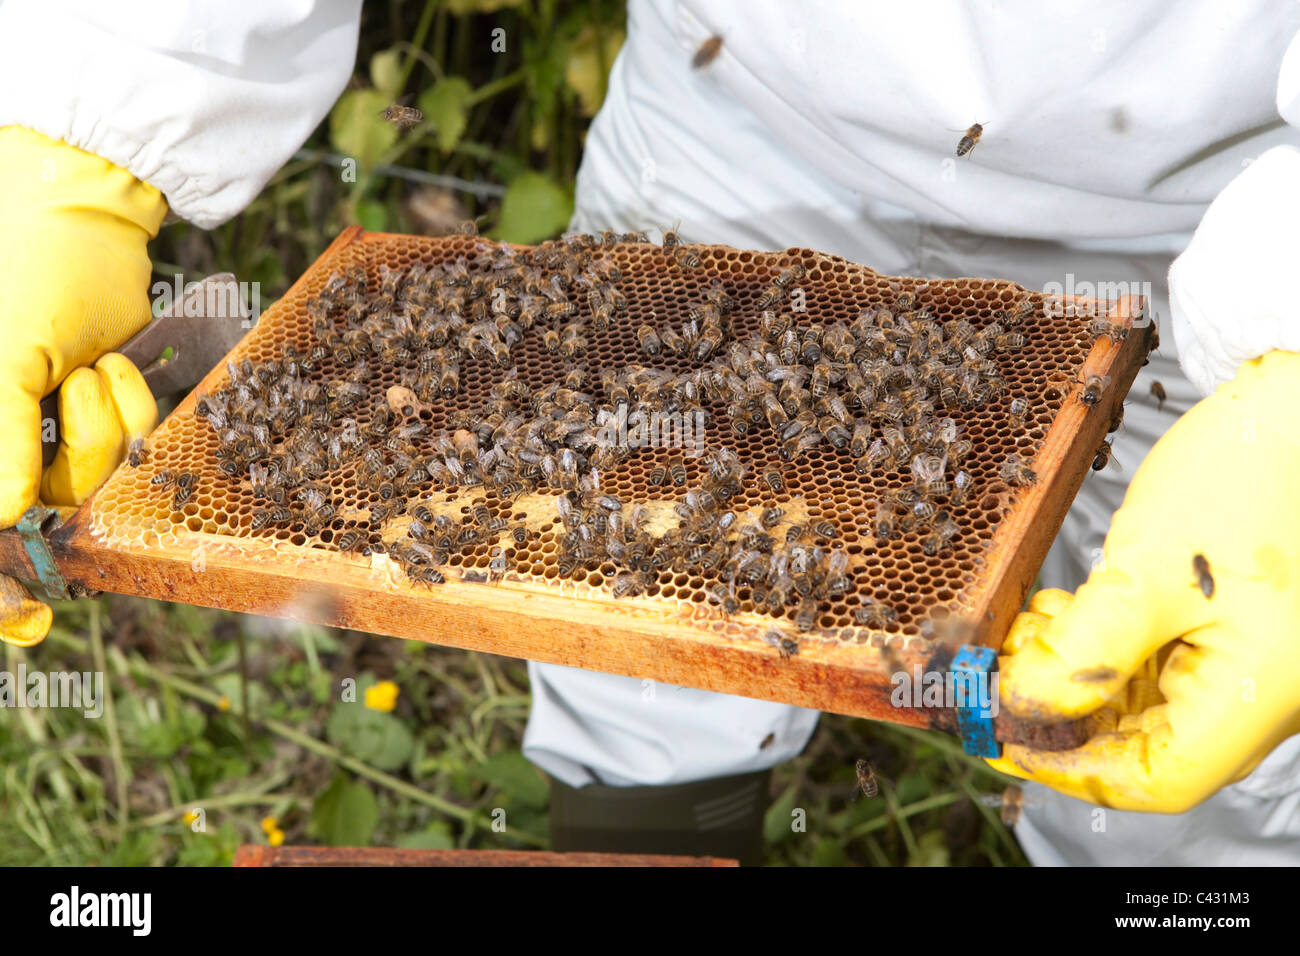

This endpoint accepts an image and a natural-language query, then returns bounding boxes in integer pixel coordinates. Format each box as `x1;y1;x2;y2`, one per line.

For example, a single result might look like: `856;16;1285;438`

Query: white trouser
522;28;1300;864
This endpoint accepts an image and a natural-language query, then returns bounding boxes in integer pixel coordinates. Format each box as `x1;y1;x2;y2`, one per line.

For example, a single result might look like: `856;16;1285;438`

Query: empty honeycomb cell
88;230;1125;651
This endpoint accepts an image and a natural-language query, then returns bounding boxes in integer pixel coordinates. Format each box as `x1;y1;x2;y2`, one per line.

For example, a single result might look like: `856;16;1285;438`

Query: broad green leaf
311;774;378;846
326;700;415;771
763;783;798;845
476;750;548;809
370;49;404;101
417;77;473;153
395;823;455;850
329;89;398;172
354;198;389;232
490;172;573;245
565;26;624;116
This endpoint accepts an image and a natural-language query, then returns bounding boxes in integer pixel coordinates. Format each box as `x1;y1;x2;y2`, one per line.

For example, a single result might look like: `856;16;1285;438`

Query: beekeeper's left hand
988;350;1300;813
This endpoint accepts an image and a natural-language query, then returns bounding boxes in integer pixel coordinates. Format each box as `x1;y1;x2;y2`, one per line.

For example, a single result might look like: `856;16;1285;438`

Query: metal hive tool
6;227;1151;748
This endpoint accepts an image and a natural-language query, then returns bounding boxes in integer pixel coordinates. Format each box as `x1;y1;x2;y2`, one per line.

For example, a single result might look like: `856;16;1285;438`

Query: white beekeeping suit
0;0;361;229
526;0;1300;865
4;0;1298;864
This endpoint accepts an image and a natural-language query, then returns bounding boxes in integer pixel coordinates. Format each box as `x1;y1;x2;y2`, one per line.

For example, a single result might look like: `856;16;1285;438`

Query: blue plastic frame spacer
16;505;70;601
952;643;1000;759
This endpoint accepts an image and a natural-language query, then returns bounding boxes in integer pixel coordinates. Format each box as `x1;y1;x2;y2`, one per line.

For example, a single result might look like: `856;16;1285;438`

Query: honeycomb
92;230;1113;654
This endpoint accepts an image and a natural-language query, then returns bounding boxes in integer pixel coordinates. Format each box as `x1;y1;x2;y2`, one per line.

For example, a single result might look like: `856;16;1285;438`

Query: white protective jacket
3;0;1299;865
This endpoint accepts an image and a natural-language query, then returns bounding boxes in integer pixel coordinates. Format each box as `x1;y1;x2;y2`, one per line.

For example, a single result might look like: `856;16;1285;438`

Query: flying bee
1091;439;1123;472
1150;380;1167;412
381;104;424;132
955;122;984;156
1077;374;1111;410
1193;553;1215;599
999;453;1038;487
692;34;724;68
126;438;148;467
851;759;879;800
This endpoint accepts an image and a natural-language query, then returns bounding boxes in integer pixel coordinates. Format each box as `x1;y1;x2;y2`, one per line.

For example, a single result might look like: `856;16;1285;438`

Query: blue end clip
17;505;70;601
952;644;1000;759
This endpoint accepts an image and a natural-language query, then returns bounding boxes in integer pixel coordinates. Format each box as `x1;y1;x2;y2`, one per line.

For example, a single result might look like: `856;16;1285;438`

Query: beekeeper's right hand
0;126;164;530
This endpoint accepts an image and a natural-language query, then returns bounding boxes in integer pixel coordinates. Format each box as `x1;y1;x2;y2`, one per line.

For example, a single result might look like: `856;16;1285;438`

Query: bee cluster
167;225;1122;640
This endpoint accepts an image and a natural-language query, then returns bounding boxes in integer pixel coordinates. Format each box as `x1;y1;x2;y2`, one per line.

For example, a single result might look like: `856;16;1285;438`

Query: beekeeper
2;0;1298;866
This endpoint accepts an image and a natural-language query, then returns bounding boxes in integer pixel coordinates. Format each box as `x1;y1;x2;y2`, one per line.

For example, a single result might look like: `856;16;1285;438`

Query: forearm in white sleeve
0;0;362;228
1168;31;1300;397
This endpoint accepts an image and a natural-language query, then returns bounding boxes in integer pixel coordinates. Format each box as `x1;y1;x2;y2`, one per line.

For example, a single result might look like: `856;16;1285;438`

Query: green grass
0;595;1023;866
0;0;1026;866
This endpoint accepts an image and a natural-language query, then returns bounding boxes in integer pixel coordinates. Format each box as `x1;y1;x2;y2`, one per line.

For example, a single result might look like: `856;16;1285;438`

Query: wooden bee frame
0;228;1152;750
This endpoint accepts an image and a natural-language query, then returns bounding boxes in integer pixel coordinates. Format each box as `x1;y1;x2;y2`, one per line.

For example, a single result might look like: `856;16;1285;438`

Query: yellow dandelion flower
182;810;199;826
268;827;285;847
365;680;399;712
261;815;278;834
218;695;231;711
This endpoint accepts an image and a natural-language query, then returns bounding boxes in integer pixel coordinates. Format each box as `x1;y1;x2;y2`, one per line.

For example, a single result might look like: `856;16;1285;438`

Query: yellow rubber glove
988;350;1300;813
0;126;167;646
0;126;165;525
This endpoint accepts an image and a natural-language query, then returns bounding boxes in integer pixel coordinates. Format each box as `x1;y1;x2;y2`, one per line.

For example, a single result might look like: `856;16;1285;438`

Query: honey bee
851;759;879;800
1076;374;1111;410
999;453;1037;487
1193;553;1215;599
612;571;648;598
1087;318;1128;345
955;122;984;157
637;324;661;355
762;469;784;494
670;461;688;486
853;598;898;629
1008;396;1029;428
673;246;701;270
692;34;724;68
874;499;899;540
993;332;1026;352
151;469;176;488
1150;380;1167;412
649;464;669;486
411;566;446;586
126;438;147;467
381;104;424;132
1091;439;1123;472
706;582;739;615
